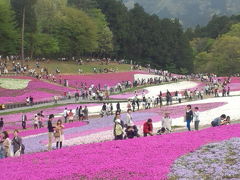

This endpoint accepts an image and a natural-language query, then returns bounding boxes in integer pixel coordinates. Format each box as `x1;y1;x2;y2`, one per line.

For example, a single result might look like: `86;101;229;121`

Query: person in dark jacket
21;114;27;129
12;130;23;156
0;118;4;132
143;119;153;137
47;114;55;151
185;105;193;131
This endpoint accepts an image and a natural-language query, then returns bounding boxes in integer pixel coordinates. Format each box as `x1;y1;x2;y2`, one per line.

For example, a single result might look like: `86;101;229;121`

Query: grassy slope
25;60;131;74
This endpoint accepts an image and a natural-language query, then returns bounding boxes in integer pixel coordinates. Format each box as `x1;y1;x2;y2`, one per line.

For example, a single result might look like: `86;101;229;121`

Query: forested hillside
123;0;240;27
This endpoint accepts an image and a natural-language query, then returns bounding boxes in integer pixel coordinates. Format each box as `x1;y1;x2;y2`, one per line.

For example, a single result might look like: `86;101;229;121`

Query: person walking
78;106;84;121
54;120;64;149
1;131;11;158
47;114;55;151
68;110;74;123
21;114;27;129
83;106;89;120
0;118;4;132
194;107;200;130
143;119;153;137
185;105;193;131
12;130;24;156
33;115;39;129
63;108;68;123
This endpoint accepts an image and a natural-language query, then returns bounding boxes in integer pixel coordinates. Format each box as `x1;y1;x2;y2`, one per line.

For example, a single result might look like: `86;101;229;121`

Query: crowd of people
113;104;231;141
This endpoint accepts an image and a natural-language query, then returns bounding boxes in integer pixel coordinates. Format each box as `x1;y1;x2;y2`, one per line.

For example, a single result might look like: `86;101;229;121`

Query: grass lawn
24;60;132;74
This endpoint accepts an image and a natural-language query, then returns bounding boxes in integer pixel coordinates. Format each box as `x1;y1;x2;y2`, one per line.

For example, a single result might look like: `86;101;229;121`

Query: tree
26;33;59;57
53;7;98;57
97;0;130;57
68;0;98;10
11;0;38;59
35;0;67;34
0;0;18;55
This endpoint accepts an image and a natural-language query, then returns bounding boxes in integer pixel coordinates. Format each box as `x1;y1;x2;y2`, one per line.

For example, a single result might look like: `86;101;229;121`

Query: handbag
54;130;60;138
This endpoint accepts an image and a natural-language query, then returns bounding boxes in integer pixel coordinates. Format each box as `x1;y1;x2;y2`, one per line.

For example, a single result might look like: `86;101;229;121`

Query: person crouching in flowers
143;119;153;137
54;120;64;149
161;113;172;133
114;119;123;140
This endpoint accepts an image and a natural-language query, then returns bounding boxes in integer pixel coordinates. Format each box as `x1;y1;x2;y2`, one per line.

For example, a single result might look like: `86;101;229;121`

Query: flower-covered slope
0;76;74;104
57;71;148;88
1;124;240;180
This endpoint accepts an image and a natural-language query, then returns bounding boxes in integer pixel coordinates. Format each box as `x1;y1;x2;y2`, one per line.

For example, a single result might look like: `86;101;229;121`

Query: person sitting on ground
157;127;166;135
161;113;172;133
143;119;153;137
211;114;226;127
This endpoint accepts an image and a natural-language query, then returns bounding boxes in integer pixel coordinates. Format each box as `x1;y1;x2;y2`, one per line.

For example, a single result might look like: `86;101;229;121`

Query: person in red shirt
143;119;153;137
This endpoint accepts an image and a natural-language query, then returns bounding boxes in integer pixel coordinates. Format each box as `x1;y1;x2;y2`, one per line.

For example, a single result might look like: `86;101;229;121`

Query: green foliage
53;7;98;57
193;23;240;75
84;8;113;56
30;33;59;57
35;0;67;34
0;0;19;55
68;0;98;10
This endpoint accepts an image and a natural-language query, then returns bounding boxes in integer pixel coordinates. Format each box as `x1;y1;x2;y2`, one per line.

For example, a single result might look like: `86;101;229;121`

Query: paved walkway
0;98;127;113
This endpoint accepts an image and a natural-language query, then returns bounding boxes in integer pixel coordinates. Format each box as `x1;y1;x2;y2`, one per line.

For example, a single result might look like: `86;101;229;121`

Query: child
194;107;200;130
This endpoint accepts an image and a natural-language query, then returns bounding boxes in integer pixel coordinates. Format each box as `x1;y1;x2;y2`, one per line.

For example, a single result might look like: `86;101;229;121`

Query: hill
123;0;240;27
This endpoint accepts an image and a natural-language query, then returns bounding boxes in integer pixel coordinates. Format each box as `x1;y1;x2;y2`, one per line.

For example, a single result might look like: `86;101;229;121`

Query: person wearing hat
114;119;124;140
161;113;172;132
143;119;153;137
47;114;55;151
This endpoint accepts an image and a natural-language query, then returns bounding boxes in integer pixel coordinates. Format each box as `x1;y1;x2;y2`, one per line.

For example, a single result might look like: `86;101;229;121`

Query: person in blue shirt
211;114;226;127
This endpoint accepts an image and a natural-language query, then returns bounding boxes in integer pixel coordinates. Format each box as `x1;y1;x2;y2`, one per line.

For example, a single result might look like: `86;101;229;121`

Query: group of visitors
63;106;89;123
184;105;200;131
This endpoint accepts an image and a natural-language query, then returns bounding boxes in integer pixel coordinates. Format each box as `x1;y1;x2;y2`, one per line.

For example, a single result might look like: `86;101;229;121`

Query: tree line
2;0;239;75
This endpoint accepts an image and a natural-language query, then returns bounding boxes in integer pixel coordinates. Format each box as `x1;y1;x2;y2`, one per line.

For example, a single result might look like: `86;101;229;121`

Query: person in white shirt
161;113;172;132
194;107;200;130
126;109;134;126
63;108;68;123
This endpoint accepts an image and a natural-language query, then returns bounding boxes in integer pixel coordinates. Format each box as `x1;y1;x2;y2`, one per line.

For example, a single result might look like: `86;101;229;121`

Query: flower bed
0;103;98;131
57;71;148;88
169;137;240;179
1;124;240;180
0;76;74;104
